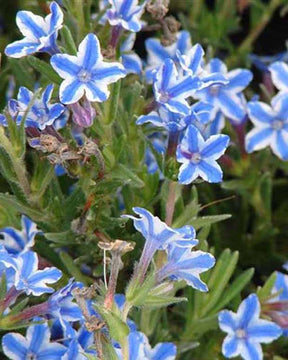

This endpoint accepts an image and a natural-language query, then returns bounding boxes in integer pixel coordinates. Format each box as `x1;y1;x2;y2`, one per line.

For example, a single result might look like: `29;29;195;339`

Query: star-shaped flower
153;59;200;116
145;31;191;81
13;251;62;296
50;33;126;104
106;0;146;32
176;124;229;184
157;243;215;292
5;1;63;58
245;94;288;160
194;58;252;123
218;294;282;360
2;322;66;360
0;215;40;255
0;85;65;130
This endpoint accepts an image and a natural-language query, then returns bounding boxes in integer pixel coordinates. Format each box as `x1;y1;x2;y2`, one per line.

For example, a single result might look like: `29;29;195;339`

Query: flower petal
2;333;28;360
222;336;241;358
198;159;223;183
5;39;40;58
242;340;263;360
201;134;229;159
247;101;274;126
26;323;50;353
218;311;237;335
270;130;288;160
78;33;101;70
269;61;288;91
245;127;273;153
178;163;198;184
59;79;85;104
237;294;260;329
227;69;253;92
16;10;46;39
247;319;282;343
50;54;81;79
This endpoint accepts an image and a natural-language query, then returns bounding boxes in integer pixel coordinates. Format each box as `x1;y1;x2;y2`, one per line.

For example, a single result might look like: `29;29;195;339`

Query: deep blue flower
176;124;229;184
218;294;282;360
0;85;65;130
121;33;142;74
51;33;126;104
194;58;252;123
249;53;288;73
0;215;40;255
2;321;66;360
5;1;63;58
269;61;288;95
157;243;215;292
153;58;200;116
245;95;288;160
106;0;146;32
13;251;62;296
145;31;191;81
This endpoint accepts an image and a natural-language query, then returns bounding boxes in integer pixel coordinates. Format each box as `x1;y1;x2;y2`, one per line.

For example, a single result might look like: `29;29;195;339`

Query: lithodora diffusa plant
1;0;288;359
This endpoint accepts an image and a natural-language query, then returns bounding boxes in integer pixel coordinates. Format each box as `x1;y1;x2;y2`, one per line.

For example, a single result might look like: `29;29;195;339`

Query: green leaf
126;272;155;306
27;56;62;84
211;268;254;314
112;164;145;188
8;58;34;89
59;251;89;284
60;25;77;55
94;305;130;345
44;231;75;245
257;271;277;301
0;273;7;301
144;295;187;308
172;200;201;228
8;298;29;316
189;214;231;230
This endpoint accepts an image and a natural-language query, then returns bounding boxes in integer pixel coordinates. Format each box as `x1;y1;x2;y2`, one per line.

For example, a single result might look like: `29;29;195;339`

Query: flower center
272;119;284;131
159;91;170;103
236;328;246;339
209;85;221;96
191;152;201;164
78;69;91;83
26;351;37;359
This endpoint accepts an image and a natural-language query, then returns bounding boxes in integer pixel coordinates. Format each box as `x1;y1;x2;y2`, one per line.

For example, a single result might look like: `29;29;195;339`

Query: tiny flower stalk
0;286;22;314
99;240;135;309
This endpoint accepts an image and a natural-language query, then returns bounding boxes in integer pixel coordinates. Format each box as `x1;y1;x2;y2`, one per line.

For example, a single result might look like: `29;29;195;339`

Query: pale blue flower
269;61;288;95
145;31;191;81
47;279;84;328
194;58;252;123
0;85;65;130
5;1;63;58
121;33;142;74
51;33;126;104
176;124;229;184
116;331;177;360
157;243;215;292
0;215;40;255
245;94;288;160
153;58;200;116
123;207;197;275
2;321;66;360
106;0;146;32
218;294;282;360
13;251;62;296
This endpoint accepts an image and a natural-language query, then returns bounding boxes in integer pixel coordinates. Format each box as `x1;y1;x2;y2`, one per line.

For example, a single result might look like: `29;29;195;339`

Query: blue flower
2;321;66;360
0;85;65;130
51;33;126;104
115;330;177;360
249;53;288;73
47;279;84;328
218;294;282;360
5;1;63;58
153;59;200;116
145;31;191;81
13;251;62;296
176;124;229;184
157;243;215;292
245;95;288;160
0;215;40;255
0;245;17;289
123;207;197;277
121;33;142;74
269;61;288;95
106;0;146;32
194;58;252;123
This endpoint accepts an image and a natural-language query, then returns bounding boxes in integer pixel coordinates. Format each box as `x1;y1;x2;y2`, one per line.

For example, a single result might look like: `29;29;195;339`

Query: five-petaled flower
5;1;63;58
245;95;288;160
50;33;126;104
153;58;200;116
0;215;40;255
0;85;65;130
193;58;252;123
106;0;146;32
2;321;66;360
176;124;229;184
218;294;282;360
